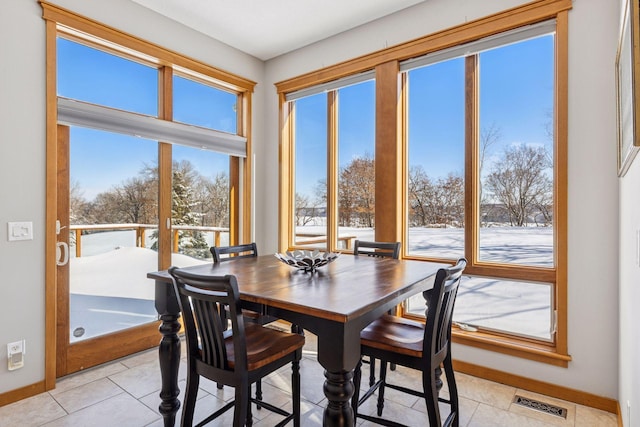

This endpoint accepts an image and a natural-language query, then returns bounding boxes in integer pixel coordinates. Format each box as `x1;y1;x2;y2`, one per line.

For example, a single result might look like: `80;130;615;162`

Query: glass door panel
170;146;230;267
68;127;159;342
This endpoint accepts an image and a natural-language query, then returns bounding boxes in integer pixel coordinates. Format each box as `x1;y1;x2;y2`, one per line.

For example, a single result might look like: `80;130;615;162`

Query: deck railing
69;224;229;257
294;232;356;249
69;224;357;257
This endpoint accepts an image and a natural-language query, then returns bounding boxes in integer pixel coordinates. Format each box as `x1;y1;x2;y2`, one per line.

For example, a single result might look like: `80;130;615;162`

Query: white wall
0;0;264;395
618;0;640;423
0;0;48;393
263;0;620;400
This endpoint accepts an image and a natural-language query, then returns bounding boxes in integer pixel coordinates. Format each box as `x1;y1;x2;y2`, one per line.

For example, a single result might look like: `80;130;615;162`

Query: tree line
296;144;553;228
70;160;229;257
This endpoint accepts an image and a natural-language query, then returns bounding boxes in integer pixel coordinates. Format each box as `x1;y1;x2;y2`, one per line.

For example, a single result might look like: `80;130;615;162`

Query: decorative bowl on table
274;250;340;273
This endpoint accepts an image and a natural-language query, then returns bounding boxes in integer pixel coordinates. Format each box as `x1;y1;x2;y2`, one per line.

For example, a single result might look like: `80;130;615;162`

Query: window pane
57;38;158;116
405;276;553;341
171;146;230;266
406;58;465;259
338;80;375;249
293;93;328;249
68;128;158;342
173;75;238;133
478;35;555;267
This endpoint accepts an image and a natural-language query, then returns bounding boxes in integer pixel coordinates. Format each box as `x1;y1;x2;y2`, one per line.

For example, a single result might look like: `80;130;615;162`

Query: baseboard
453;359;618;414
0;381;46;407
618;401;624;426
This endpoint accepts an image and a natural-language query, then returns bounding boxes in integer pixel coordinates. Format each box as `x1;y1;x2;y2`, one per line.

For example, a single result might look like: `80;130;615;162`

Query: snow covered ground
69;226;553;342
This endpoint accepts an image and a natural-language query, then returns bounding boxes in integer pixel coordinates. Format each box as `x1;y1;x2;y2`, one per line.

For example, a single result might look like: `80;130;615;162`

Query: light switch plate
7;222;33;241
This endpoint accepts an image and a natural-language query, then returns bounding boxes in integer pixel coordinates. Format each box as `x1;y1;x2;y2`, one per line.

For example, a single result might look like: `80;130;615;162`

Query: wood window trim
275;0;572;94
278;0;571;366
40;1;256;93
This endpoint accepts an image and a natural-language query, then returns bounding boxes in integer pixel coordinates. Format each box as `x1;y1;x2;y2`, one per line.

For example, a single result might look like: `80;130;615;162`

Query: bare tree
434;174;464;227
295;193;317;226
408;165;434;226
197;173;229;228
338;155;375;227
485;144;552;226
479;123;502;226
69;180;91;225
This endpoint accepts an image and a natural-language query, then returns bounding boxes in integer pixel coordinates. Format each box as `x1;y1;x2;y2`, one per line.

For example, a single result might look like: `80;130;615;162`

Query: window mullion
327;91;339;251
465;55;479;266
158;66;173;271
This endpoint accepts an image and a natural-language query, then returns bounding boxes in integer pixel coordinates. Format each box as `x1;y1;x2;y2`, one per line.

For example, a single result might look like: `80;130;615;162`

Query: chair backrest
353;240;401;259
423;258;466;368
211;243;258;263
169;267;248;373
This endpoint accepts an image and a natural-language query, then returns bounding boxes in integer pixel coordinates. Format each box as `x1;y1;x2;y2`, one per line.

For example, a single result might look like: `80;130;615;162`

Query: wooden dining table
148;253;447;427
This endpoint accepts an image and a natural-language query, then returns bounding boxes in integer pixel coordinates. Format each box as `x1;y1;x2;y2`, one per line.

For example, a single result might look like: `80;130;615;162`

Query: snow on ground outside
70;226;553;341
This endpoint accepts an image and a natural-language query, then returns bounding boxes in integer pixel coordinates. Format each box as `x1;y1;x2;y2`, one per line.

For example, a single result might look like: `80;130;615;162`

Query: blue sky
58;38;235;200
294;34;554;199
58;33;553;201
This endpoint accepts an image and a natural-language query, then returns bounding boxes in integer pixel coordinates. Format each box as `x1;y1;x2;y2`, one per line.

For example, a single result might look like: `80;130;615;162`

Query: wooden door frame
54;125;160;377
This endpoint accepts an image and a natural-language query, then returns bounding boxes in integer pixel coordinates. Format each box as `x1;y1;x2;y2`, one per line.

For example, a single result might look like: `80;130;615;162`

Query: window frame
277;0;571;366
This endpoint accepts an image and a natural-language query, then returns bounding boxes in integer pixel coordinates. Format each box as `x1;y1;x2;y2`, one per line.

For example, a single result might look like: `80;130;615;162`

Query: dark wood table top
148;254;448;324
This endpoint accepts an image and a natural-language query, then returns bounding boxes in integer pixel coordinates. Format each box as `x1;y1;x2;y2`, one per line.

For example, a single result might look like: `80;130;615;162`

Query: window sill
452;328;571;367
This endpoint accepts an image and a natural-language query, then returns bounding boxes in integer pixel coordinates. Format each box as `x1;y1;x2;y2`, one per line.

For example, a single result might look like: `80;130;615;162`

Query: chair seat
226;323;305;370
360;314;425;358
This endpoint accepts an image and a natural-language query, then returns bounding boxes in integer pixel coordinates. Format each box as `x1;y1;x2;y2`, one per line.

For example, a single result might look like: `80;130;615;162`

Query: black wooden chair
353;240;401;259
169;267;304;427
211;243;259;263
210;243;277;396
351;258;467;427
353;240;402;386
211;243;274;325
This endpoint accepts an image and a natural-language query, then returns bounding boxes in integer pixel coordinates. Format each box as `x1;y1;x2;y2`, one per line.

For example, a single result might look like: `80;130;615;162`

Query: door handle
56;241;69;266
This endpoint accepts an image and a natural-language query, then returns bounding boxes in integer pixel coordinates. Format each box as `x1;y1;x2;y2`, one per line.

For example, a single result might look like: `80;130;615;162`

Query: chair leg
443;355;459;427
351;359;363;419
369;356;376;387
256;379;262;410
292;358;301;427
247;383;253;427
181;372;199;427
423;366;442;427
376;361;388;416
234;383;249;427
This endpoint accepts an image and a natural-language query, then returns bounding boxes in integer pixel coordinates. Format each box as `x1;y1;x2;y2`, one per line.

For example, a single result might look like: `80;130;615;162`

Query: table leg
323;369;355;426
158;313;181;427
156;280;182;427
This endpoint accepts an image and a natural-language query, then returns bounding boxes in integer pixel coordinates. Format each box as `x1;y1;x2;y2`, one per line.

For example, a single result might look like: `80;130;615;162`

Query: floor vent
513;395;568;419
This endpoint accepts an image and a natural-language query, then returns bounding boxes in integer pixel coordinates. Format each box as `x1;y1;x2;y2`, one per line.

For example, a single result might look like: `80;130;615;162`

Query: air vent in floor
513;395;568;418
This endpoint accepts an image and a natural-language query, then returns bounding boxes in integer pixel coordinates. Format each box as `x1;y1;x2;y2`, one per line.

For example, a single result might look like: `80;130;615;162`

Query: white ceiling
128;0;426;60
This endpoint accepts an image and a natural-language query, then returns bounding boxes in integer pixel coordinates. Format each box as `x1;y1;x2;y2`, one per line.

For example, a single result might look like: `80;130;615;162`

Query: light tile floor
0;330;617;427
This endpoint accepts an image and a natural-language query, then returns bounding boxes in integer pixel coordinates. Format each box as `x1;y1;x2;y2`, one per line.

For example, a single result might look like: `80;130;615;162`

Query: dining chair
169;267;304;427
353;240;402;387
353;240;401;259
211;243;290;328
211;243;259;262
351;258;467;427
210;243;277;397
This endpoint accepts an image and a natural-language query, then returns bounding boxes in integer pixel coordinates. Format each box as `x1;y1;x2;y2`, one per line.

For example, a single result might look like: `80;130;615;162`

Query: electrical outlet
7;340;25;371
